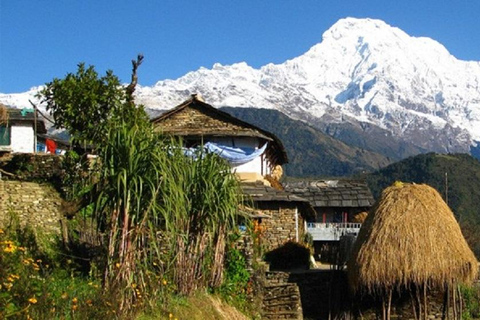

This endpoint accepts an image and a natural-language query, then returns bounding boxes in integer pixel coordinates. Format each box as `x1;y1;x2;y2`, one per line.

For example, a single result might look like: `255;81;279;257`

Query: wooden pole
423;284;428;320
387;288;393;320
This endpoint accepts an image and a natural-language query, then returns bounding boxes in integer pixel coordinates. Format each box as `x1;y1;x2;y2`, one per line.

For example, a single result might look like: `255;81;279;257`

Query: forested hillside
221;107;392;177
364;153;480;257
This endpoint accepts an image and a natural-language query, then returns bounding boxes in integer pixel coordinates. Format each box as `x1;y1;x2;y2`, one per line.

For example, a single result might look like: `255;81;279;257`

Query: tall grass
159;148;244;295
86;120;245;311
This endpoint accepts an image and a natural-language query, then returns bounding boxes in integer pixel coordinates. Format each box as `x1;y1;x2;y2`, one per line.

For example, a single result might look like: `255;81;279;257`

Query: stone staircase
262;271;303;320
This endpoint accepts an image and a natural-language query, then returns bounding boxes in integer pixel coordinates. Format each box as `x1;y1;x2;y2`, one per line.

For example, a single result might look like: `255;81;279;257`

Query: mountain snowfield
2;17;480;155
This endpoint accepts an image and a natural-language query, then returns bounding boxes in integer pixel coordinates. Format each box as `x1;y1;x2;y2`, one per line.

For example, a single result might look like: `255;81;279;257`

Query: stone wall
0;180;63;235
153;105;261;137
257;202;306;252
1;153;63;182
263;271;303;320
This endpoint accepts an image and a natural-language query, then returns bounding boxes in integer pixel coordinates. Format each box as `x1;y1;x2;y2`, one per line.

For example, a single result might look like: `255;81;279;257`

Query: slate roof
284;180;375;208
241;181;315;219
151;95;288;165
3;106;47;134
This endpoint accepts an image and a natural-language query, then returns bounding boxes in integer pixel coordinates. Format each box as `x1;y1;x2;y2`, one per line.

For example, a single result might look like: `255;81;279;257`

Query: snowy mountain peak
2;18;480;158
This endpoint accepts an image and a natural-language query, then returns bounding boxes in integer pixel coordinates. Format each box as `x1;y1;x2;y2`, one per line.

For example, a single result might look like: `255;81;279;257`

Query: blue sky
1;0;479;93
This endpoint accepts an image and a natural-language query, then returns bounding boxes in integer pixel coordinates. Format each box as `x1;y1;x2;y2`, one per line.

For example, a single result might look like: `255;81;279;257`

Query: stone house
151;95;314;252
285;179;374;261
151;94;287;183
285;179;374;241
0;106;46;154
242;182;315;251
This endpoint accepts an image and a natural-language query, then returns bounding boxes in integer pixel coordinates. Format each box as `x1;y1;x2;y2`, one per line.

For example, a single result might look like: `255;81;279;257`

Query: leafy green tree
37;60;147;144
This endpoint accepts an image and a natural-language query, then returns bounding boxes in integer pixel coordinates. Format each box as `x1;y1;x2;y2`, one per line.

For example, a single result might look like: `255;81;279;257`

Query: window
0;126;10;146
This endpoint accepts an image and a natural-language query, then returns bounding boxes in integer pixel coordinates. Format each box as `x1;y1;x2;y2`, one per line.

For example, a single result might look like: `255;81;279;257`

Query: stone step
262;310;302;319
263;293;300;301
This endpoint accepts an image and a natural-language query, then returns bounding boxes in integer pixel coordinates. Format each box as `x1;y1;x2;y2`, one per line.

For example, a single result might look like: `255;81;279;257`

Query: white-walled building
0;107;46;154
151;95;288;184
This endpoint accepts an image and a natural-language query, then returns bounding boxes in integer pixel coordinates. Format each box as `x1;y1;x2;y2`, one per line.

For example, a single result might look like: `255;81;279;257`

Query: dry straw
0;104;8;125
348;182;478;294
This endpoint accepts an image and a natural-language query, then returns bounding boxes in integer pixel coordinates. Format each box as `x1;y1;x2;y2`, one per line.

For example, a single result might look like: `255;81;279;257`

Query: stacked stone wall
0;180;63;235
1;153;63;182
258;203;306;252
263;271;303;320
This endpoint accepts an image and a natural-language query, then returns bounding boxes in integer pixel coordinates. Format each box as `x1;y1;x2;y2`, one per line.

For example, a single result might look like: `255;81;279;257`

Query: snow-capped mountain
3;17;480;158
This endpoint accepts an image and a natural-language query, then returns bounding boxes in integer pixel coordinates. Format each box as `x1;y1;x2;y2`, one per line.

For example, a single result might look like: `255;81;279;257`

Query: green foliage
61;150;93;201
37;63;148;145
86;120;171;310
0;218;102;320
31;61;251;317
364;152;480;257
216;235;251;311
158;147;245;295
460;284;480;320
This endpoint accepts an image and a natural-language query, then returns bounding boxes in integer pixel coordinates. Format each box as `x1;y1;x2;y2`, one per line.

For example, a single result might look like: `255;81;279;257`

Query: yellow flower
61;292;68;299
28;297;37;304
3;243;16;253
162;279;167;285
169;313;173;318
131;283;137;289
72;297;78;304
115;262;120;268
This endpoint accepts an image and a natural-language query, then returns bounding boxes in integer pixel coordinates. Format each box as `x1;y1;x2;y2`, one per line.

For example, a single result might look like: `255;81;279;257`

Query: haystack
0;103;8;125
348;182;478;294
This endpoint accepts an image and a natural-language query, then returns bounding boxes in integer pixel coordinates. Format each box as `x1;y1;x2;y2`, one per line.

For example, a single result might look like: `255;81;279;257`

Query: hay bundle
353;211;368;223
348;182;478;294
0;103;8;125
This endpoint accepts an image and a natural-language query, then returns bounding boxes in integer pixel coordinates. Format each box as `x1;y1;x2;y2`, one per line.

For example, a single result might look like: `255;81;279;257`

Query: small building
152;95;315;253
285;179;374;262
151;94;287;183
0;106;46;154
242;181;315;251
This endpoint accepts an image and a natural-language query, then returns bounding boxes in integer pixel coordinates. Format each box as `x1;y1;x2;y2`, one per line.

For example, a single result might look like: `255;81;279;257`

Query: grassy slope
137;293;250;320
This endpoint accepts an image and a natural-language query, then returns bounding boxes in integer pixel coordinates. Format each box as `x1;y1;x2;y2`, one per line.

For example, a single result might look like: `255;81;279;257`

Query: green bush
217;242;251;309
461;284;480;320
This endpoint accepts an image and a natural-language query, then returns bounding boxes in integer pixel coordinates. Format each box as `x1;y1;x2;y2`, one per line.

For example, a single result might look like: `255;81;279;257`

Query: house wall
210;136;271;178
154;106;276;180
11;124;35;153
256;202;306;252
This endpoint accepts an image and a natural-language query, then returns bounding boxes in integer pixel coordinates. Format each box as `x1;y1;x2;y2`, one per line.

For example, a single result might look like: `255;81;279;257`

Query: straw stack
348;182;478;294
